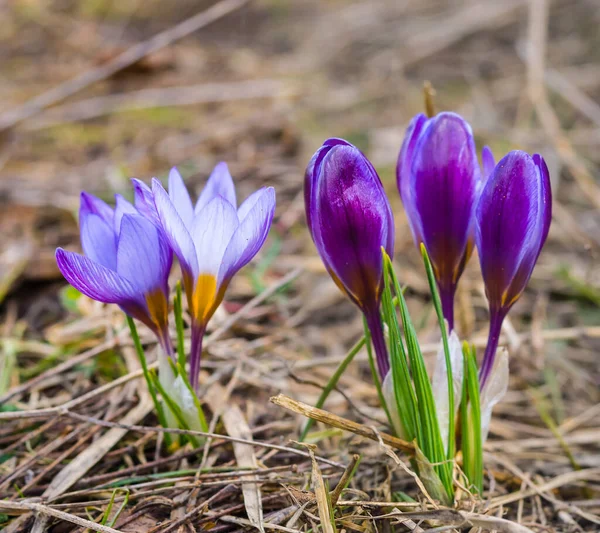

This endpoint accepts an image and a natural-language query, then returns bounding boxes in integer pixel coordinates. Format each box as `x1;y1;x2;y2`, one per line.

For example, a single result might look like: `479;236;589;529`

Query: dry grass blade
270;394;414;454
0;500;123;533
307;445;334;533
222;405;265;532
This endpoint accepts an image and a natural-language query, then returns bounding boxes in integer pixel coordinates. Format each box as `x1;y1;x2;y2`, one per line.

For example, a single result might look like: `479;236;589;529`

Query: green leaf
421;244;455;461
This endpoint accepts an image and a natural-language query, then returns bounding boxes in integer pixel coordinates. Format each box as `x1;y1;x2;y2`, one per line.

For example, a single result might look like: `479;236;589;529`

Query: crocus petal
475;151;551;309
132;178;161;227
396;113;428;243
189;196;239;323
80;191;114;226
195;162;237;214
192;196;239;278
408;113;480;291
220;187;276;283
152;178;199;280
382;371;407;440
116;214;172;295
113;194;138;236
56;248;137;304
304;138;353;248
312;143;394;312
169;168;195;229
80;213;117;271
431;330;463;454
480;347;509;443
481;146;496;180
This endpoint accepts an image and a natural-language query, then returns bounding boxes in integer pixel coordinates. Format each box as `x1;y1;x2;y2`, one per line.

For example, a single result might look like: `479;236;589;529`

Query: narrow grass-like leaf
108;490;129;527
299;336;365;442
126;316;171;447
420;244;455;461
460;342;483;494
381;254;417;440
385;254;453;500
174;281;186;371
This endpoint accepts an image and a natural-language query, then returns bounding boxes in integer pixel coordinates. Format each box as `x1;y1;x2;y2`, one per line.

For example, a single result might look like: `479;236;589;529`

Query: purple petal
116;214;172;295
113;194;138;236
132;178;161;227
476;150;551;310
396;114;428;208
191;196;239;278
313;143;394;311
481;146;496;180
80;213;117;271
168;168;194;229
221;187;276;283
152;178;199;280
195;162;237;214
80;192;114;226
408;112;480;291
56;248;136;304
304;138;352;238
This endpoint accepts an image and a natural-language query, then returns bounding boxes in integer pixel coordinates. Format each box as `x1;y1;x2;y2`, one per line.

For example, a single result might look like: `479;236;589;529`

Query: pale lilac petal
481;146;495;180
168;168;194;229
56;248;136;304
80;213;117;271
152;178;199;279
132;178;160;227
113;194;138;236
80;192;114;226
432;330;463;454
191;196;239;278
195;162;237;214
116;214;172;294
221;187;275;283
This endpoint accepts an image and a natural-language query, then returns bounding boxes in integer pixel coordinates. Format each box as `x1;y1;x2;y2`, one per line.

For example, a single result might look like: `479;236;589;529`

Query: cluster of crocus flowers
305;111;551;409
305;138;394;379
57;164;275;397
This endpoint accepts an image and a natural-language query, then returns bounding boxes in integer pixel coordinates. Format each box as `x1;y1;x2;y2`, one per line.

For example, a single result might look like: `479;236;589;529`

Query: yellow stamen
145;288;169;331
192;273;218;323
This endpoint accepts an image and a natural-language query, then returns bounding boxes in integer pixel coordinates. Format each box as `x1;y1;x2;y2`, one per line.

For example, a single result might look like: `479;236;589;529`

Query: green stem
126;316;171;447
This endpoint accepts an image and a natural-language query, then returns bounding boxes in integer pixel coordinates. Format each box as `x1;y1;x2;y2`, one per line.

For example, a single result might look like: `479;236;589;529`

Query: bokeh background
1;0;600;530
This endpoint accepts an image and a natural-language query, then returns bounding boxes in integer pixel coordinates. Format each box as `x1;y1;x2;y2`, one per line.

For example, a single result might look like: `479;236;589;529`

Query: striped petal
195;162;237;214
80;213;117;271
169;168;194;229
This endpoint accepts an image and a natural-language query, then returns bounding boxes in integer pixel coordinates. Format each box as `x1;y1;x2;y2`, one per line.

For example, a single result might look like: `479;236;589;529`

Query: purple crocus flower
151;165;276;390
56;192;173;354
305;138;394;379
397;112;481;330
476;150;552;386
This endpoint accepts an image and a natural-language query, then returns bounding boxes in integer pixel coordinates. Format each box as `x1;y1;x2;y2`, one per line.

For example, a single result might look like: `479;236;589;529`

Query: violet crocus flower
151;165;275;390
56;192;173;354
305;139;395;379
397;112;481;330
476;150;552;386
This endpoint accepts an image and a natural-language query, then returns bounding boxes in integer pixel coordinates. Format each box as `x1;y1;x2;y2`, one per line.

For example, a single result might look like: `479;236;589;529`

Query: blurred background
2;0;600;390
1;0;600;528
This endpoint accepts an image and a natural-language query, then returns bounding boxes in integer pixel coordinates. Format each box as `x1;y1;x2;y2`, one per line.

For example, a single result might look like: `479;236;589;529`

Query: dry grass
1;0;599;531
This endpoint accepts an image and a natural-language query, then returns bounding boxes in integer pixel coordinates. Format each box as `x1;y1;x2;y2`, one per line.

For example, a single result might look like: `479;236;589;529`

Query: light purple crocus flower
305;138;395;379
56;192;173;354
476;150;552;386
397;112;481;330
151;165;276;390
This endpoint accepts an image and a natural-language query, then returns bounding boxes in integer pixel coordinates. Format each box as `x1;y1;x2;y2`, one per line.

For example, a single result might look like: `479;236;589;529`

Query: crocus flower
56;192;173;354
476;150;551;386
397;112;481;330
305;138;394;379
151;165;276;389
